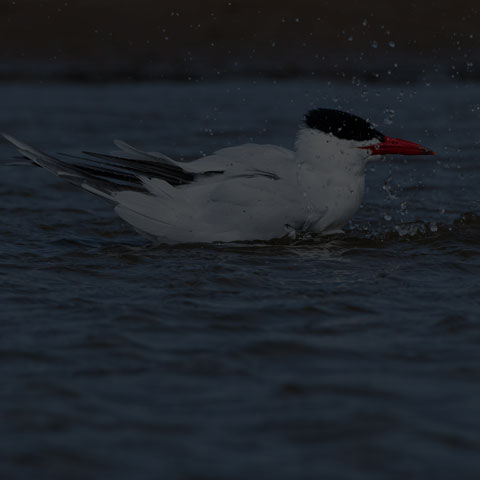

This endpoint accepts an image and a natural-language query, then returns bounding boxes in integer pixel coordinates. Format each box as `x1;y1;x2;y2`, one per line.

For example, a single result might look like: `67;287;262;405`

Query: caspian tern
2;109;434;243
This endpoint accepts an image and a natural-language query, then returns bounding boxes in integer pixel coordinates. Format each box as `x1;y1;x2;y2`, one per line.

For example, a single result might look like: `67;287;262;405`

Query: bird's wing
2;136;300;242
1;135;200;202
2;136;294;194
185;143;294;180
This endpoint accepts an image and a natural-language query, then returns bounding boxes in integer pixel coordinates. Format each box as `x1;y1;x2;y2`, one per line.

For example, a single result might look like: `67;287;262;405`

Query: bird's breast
297;166;365;232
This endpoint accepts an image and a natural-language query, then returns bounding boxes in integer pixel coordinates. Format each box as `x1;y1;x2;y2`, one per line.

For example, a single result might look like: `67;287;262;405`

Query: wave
30;212;480;261
346;211;480;243
218;212;480;251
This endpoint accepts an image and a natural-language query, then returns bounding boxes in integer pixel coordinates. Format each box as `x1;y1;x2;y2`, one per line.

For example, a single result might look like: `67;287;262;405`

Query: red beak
359;136;435;156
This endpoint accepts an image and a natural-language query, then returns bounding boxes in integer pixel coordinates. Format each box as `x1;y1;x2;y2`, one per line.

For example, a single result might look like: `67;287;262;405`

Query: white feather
2;127;374;243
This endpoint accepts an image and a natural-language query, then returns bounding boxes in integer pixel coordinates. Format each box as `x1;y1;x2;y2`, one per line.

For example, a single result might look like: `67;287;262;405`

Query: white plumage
2;108;434;243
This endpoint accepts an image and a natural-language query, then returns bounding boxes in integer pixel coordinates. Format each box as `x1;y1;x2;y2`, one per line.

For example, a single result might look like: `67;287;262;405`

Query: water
1;80;480;479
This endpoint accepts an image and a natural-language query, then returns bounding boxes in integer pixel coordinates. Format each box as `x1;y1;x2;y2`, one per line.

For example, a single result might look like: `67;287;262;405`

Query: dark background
2;3;480;480
1;0;479;81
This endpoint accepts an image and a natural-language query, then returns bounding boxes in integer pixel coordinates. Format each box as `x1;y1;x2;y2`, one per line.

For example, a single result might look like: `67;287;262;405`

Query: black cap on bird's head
304;108;435;156
304;108;385;142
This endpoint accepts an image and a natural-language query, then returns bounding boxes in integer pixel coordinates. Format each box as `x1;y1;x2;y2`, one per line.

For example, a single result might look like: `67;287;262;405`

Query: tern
2;108;434;243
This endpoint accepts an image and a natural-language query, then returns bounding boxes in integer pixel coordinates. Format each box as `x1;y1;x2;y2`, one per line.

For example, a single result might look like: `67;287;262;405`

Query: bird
2;108;434;243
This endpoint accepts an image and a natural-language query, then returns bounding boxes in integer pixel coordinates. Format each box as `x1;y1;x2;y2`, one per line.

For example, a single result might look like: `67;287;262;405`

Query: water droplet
362;19;368;26
371;40;378;49
388;41;396;48
383;108;395;125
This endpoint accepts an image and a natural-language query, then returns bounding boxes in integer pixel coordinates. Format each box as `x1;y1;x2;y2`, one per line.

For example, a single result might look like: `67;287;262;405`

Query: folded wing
2;135;300;242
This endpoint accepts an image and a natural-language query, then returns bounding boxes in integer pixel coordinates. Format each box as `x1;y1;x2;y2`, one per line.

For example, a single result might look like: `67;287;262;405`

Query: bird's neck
294;128;368;175
293;128;368;232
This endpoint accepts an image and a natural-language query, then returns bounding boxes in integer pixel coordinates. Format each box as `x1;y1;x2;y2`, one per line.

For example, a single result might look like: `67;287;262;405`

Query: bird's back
115;143;303;243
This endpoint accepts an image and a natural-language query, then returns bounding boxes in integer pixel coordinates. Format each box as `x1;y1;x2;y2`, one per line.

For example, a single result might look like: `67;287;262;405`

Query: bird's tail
1;134;199;200
1;134;197;239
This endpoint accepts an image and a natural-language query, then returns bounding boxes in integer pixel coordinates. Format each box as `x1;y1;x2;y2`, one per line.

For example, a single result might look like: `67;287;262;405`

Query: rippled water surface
1;80;480;479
